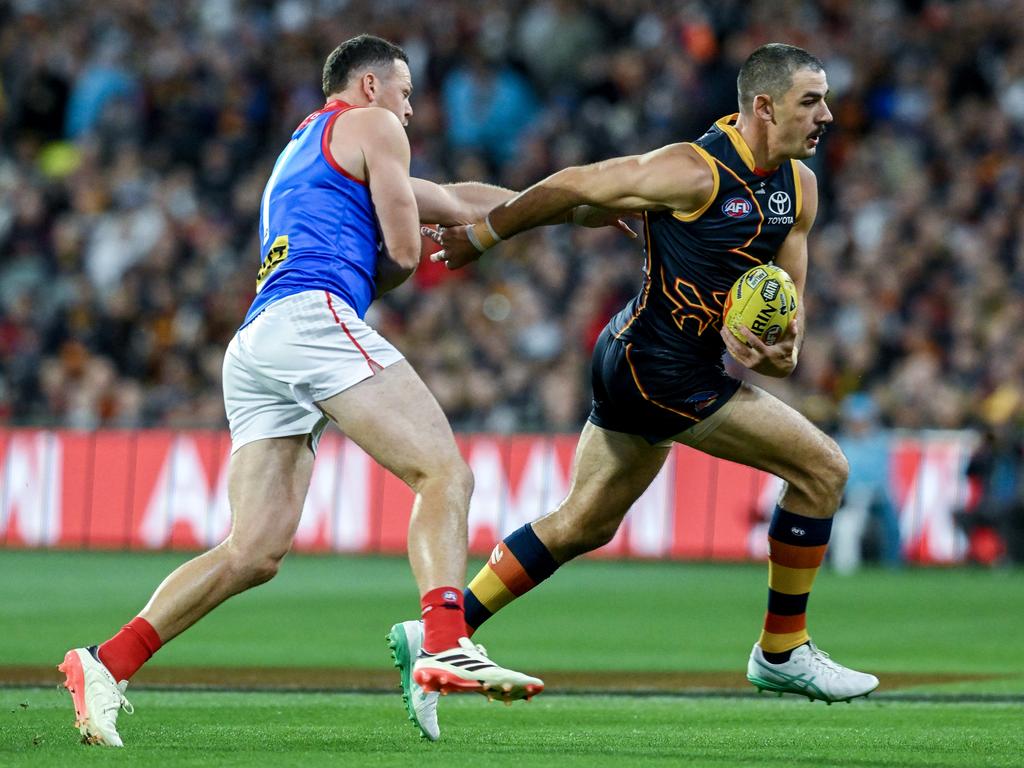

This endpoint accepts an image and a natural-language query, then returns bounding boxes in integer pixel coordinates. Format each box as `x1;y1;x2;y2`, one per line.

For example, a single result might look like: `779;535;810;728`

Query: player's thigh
316;359;463;487
682;382;842;486
226;434;314;555
548;421;670;531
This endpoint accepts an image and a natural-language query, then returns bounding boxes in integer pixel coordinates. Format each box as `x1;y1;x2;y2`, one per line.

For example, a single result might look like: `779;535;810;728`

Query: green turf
2;688;1021;768
3;551;1022;766
1;551;1022;686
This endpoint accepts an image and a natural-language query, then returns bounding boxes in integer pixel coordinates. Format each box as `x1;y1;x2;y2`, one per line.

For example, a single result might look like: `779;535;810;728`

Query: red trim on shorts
320;105;368;185
324;291;381;373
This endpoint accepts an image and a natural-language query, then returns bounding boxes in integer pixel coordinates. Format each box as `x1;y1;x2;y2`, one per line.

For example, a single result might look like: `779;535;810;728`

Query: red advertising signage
0;429;974;562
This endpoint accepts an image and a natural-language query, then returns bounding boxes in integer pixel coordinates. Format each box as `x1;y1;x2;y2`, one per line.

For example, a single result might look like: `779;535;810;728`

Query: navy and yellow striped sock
464;523;560;636
760;506;833;662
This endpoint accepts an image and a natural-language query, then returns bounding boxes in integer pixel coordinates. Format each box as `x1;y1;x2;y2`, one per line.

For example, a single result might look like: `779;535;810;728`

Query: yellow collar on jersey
715;113;758;173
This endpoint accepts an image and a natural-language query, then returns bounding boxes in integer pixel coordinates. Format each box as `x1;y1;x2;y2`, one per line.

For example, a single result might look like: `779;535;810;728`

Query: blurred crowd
3;0;1024;441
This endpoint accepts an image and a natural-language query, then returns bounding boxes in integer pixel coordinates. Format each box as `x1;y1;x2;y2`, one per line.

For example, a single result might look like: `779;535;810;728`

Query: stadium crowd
2;0;1024;446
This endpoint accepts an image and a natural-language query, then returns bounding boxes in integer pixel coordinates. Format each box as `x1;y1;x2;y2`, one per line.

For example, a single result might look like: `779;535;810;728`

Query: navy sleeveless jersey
241;100;382;328
608;114;802;361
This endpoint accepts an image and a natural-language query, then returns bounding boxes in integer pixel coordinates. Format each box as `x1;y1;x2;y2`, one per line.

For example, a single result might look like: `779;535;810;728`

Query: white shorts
223;290;404;453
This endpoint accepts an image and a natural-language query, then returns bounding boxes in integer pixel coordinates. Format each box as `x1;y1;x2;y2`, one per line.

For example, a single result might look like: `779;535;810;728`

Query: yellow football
723;264;797;345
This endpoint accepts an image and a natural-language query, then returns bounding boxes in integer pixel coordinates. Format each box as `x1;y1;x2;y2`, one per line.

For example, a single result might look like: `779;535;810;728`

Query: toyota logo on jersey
768;191;791;216
722;197;752;218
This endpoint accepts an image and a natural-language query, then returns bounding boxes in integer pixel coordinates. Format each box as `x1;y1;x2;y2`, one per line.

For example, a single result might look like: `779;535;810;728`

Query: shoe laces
457;637;489;658
803;643;844;677
99;681;134;717
418;637;489;660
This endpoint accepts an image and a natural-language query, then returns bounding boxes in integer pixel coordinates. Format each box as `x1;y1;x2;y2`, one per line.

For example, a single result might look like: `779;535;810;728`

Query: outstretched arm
412;178;636;235
410;179;515;226
435;143;715;268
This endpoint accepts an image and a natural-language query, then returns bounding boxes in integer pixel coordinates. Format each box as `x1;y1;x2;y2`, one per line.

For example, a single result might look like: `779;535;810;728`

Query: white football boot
58;647;134;746
747;641;879;703
413;637;544;703
387;621;440;741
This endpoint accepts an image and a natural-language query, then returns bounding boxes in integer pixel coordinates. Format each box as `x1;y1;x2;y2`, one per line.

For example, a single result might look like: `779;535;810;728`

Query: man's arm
491;144;713;232
378;179;565;296
347;109;421;269
770;161;815;363
410;179;514;225
414;178;639;241
771;161;814;306
436;143;715;268
720;161;817;377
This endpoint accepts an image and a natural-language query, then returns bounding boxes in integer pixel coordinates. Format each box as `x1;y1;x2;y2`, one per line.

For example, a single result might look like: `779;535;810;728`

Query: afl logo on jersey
768;191;791;216
722;197;752;218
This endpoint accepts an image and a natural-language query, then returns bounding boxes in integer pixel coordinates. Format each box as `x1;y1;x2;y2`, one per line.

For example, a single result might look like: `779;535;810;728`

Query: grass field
5;690;1022;768
2;551;1022;766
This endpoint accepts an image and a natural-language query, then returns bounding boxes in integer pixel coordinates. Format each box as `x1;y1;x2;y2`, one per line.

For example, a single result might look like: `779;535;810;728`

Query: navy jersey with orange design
609;114;801;361
590;114;802;443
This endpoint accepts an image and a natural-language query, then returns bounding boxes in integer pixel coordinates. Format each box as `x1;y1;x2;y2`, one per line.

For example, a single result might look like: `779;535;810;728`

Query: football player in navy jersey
436;44;879;707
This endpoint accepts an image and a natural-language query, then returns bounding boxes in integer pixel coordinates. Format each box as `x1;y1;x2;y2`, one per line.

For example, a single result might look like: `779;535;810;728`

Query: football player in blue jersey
434;44;879;708
58;34;635;747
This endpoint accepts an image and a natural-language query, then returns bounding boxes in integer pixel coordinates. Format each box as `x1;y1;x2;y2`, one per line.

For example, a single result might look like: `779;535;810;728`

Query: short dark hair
737;43;824;113
322;34;408;97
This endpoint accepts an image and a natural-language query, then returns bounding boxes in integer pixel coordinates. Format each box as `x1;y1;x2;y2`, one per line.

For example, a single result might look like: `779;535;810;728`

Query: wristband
466;224;487;253
467;218;501;253
484;214;503;244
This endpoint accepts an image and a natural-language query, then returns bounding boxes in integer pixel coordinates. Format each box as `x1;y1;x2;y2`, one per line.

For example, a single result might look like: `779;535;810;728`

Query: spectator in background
516;0;605;89
832;393;903;574
64;40;138;140
3;0;1024;436
956;425;1024;565
441;48;538;168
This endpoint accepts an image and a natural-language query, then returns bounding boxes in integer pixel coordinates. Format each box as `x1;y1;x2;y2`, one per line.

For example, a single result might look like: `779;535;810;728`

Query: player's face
374;60;414;126
775;69;832;159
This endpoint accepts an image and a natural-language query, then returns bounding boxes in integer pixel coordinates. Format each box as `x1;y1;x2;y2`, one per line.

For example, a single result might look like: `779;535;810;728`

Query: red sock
97;617;163;682
420;586;465;653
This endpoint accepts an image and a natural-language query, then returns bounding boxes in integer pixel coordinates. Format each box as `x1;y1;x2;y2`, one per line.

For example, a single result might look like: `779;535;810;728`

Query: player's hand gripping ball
722;264;797;345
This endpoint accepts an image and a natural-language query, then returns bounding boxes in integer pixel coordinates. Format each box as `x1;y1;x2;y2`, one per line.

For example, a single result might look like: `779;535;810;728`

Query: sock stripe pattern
760;507;832;654
464;523;559;632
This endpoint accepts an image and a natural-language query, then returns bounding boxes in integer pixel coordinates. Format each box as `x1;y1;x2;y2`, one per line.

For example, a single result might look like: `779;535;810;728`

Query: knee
827;440;850;499
579;517;620;552
541;502;623;560
224;541;287;588
405;453;474;502
449;457;474;500
803;438;849;511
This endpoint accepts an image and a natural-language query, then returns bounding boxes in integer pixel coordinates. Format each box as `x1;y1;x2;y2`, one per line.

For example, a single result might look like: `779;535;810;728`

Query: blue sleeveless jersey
241;100;381;328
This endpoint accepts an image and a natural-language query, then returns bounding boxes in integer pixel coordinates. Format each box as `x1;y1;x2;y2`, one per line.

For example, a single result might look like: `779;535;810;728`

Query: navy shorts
588;326;742;445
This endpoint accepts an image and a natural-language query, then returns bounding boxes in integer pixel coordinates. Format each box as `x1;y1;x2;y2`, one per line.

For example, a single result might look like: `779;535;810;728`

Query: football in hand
722;264;797;345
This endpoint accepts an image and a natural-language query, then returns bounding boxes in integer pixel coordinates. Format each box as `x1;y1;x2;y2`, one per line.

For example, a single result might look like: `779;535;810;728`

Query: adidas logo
490;546;504;566
434;652;495;673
